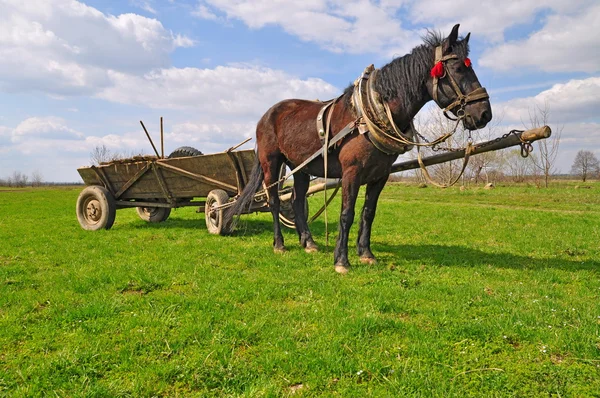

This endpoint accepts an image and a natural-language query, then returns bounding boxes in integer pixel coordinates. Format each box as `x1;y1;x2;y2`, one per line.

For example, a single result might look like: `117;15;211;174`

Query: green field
1;183;599;397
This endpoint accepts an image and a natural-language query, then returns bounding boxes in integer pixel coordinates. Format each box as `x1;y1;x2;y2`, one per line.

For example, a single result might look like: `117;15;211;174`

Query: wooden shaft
390;126;552;174
278;180;341;202
160;117;164;159
140;120;160;158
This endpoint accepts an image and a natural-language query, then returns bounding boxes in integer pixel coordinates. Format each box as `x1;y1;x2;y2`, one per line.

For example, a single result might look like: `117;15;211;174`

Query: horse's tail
226;155;264;224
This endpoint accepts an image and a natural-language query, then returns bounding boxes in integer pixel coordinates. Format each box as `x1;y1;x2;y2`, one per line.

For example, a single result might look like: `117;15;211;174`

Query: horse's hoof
360;256;377;265
305;244;319;254
334;265;349;274
273;247;287;254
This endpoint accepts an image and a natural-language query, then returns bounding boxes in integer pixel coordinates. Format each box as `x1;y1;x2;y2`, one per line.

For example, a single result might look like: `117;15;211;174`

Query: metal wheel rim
140;207;160;217
206;197;220;228
84;198;102;225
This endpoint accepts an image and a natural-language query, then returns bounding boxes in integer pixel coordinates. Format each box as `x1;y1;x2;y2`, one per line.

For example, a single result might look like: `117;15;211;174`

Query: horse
229;24;492;274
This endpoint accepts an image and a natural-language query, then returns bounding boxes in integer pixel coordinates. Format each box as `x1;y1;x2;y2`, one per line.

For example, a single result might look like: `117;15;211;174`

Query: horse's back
256;99;327;164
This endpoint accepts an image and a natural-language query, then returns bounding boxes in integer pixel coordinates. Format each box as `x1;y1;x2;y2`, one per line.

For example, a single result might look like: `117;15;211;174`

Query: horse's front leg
334;168;360;274
356;176;387;264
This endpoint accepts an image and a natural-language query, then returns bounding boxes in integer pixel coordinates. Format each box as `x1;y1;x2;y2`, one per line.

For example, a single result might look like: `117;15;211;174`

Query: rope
416;137;474;188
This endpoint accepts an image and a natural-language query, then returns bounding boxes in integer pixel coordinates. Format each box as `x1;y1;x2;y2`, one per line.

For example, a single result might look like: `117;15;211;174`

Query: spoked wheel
76;186;117;231
277;164;308;229
205;189;233;235
136;200;171;223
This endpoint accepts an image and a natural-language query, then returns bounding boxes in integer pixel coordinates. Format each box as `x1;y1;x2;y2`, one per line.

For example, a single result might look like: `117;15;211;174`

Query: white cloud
11;116;84;142
0;0;194;95
97;65;339;115
193;4;219;20
130;0;158;15
195;0;420;56
480;3;600;73
409;0;596;43
494;77;600;124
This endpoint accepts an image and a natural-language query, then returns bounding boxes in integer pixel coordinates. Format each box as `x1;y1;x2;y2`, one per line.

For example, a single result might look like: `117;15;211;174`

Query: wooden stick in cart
140;120;160;158
160;117;164;159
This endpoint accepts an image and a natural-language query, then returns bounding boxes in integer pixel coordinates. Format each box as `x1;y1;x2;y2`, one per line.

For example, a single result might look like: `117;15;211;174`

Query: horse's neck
387;90;429;132
382;56;432;131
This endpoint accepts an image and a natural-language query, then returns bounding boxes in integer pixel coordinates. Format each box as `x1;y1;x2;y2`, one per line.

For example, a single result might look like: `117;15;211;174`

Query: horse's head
426;24;492;130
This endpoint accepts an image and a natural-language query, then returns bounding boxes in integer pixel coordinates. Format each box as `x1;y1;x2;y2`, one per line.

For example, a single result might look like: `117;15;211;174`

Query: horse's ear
443;24;460;54
465;32;471;44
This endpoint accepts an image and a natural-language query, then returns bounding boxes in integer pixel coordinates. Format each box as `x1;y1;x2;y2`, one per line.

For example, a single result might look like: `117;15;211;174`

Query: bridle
431;45;489;123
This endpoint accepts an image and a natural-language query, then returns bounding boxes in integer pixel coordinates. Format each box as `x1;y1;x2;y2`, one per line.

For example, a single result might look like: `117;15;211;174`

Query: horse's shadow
127;219;598;272
372;242;600;272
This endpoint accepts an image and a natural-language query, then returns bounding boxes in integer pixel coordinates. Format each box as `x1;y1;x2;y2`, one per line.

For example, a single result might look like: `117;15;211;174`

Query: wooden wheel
136;201;171;223
76;186;116;231
205;189;233;235
277;164;308;229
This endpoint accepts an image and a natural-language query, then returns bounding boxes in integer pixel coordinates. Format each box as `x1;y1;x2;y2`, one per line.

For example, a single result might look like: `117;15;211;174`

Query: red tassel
464;58;472;68
430;62;444;78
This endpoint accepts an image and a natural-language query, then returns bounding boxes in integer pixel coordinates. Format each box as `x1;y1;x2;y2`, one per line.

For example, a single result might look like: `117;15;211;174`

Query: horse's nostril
481;110;491;123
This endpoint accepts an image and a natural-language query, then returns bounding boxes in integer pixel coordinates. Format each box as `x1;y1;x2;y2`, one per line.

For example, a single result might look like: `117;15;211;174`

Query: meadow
0;182;599;397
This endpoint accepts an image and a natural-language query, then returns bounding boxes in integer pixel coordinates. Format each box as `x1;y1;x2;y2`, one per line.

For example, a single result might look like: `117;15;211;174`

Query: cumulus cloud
97;65;340;115
194;0;420;56
409;0;594;43
11;116;84;142
480;3;600;73
494;77;600;124
0;0;194;95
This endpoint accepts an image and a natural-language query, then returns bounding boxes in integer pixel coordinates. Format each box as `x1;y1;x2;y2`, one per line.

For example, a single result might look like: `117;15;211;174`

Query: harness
431;46;489;122
274;45;491;190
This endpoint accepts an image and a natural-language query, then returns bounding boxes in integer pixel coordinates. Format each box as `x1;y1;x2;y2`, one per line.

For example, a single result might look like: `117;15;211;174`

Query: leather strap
316;100;335;145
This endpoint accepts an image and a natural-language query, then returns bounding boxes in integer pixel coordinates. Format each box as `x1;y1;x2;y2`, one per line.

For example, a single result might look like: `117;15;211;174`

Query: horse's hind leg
262;155;286;253
293;172;318;253
356;176;387;264
334;167;361;274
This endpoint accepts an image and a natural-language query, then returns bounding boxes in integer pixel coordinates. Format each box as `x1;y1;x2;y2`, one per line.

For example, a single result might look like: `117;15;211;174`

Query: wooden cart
76;146;293;233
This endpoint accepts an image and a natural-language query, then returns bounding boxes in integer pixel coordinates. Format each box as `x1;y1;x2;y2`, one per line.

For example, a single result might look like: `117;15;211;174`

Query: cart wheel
136;202;171;223
277;163;308;229
205;189;233;235
76;186;117;231
168;146;203;158
280;200;309;229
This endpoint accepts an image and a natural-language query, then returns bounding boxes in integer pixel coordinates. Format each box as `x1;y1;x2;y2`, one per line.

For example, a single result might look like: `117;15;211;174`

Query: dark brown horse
230;24;492;273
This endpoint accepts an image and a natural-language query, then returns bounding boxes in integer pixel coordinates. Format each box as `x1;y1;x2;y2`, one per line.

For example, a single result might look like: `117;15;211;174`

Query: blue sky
0;0;599;182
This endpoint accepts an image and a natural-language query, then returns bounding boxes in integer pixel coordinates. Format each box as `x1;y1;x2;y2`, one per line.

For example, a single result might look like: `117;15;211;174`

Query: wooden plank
151;163;173;203
156;161;238;193
114;162;151;199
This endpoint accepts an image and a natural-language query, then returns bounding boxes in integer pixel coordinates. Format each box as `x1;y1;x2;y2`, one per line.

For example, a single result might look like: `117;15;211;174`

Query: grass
0;182;599;396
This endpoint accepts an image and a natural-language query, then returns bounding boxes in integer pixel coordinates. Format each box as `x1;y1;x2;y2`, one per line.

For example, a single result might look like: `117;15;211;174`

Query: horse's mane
343;31;470;108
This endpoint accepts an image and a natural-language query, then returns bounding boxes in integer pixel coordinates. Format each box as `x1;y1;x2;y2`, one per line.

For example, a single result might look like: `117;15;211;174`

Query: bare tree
90;144;113;165
526;102;562;188
465;115;505;185
571;150;599;182
90;144;145;165
9;171;29;188
502;149;533;183
31;170;44;187
415;107;469;186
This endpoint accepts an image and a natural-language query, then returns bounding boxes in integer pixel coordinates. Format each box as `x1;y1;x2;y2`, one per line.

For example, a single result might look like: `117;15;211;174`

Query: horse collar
351;65;416;155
